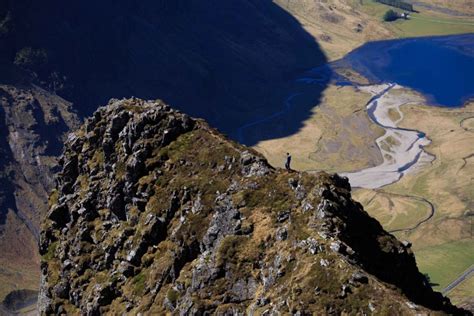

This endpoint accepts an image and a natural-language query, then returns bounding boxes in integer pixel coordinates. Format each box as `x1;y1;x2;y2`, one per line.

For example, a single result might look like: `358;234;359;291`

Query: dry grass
255;82;474;303
352;189;432;232
253;85;384;172
387;108;401;122
449;274;474;307
356;95;474;300
415;239;474;291
359;0;474;38
461;117;474;132
274;0;395;60
0;210;40;301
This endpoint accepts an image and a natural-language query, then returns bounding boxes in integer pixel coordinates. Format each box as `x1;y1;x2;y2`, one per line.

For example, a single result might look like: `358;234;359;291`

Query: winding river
236;34;474;191
340;83;434;189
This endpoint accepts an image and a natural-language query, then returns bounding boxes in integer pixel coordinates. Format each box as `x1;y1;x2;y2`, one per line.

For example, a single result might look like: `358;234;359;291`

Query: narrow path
456;117;474;175
457;153;474;175
460;116;474;132
368;189;436;233
442;264;474;295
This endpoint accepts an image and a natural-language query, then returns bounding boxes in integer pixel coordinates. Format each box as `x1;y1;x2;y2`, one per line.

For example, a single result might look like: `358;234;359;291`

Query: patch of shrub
383;9;399;22
166;288;179;304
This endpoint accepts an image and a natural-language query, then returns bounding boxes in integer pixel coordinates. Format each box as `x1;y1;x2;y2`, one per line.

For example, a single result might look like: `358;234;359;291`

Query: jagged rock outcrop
0;0;395;302
39;98;467;315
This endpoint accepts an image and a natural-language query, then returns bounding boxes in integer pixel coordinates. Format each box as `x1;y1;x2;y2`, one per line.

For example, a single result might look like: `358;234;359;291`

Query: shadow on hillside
0;101;16;225
1;0;332;145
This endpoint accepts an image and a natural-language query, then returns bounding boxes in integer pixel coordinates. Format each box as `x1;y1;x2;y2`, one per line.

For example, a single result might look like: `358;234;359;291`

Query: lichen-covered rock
39;98;467;315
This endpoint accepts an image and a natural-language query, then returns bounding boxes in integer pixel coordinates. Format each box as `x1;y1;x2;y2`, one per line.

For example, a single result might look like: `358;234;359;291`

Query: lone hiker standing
285;152;292;171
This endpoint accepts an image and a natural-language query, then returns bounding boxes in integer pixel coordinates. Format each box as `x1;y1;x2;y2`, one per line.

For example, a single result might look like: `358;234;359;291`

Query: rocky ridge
39;98;467;315
0;0;401;301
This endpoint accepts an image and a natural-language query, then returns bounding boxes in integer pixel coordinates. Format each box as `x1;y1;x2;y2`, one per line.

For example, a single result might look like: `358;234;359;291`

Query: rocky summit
39;98;466;315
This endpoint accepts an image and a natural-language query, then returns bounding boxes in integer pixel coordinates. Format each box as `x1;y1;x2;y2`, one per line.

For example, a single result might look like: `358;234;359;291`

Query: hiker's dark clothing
285;155;291;170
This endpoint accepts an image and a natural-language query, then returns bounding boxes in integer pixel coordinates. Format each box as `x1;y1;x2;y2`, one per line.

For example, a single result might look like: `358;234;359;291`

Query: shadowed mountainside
0;0;331;304
0;0;330;141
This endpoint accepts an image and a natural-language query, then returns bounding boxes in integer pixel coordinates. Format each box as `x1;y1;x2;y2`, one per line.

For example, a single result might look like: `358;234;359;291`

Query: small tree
383;9;399;22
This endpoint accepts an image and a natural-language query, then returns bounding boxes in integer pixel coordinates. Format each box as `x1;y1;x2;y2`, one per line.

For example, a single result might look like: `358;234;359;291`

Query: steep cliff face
0;85;79;226
39;99;464;315
0;84;79;302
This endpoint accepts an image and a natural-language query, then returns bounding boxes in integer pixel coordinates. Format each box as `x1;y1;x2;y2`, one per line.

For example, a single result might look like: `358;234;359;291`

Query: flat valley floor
253;82;474;307
250;1;474;308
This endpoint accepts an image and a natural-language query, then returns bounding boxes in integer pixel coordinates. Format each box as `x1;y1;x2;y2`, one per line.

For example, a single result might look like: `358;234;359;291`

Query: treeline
375;0;414;12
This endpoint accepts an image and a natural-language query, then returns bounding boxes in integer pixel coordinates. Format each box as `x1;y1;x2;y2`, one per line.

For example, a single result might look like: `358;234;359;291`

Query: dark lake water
335;34;474;107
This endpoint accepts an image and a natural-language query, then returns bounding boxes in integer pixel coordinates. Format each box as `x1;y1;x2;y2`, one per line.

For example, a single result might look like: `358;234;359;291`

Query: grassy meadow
354;97;474;299
415;239;474;291
359;0;474;38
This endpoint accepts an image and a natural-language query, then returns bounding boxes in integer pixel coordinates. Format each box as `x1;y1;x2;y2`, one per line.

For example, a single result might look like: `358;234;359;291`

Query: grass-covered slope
358;0;474;38
38;99;465;315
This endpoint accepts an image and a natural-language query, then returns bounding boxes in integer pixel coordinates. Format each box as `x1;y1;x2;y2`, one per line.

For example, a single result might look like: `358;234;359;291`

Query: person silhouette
285;152;292;170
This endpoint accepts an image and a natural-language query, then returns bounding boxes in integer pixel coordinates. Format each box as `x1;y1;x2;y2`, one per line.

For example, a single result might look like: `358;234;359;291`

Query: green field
414;239;474;291
449;274;474;306
350;96;474;305
352;190;433;233
360;0;474;37
382;199;430;232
